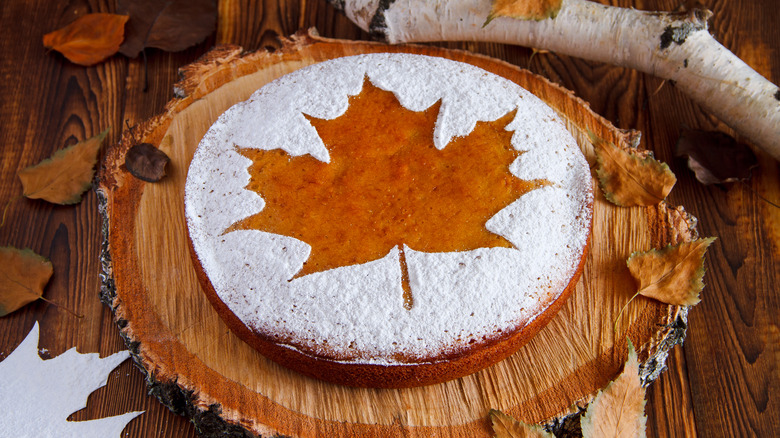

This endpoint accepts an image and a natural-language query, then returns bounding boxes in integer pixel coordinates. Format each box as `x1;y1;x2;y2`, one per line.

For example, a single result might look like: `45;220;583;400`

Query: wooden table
1;1;777;436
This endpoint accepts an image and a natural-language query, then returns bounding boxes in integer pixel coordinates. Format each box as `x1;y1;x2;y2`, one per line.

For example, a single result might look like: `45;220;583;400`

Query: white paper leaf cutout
0;322;143;437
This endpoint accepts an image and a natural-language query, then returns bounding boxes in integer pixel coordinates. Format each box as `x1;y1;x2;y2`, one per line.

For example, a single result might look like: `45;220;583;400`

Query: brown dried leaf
118;0;217;58
581;340;646;438
675;128;758;185
18;129;109;205
125;140;170;182
0;247;53;317
593;135;676;207
42;13;129;66
627;238;716;306
486;0;563;24
489;409;554;438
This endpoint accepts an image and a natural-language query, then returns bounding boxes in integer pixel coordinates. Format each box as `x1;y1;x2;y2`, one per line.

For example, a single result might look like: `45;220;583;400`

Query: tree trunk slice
97;30;696;437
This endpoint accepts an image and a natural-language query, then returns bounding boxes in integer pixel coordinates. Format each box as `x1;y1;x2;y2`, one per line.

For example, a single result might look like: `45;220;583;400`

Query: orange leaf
229;80;545;309
581;340;646;438
486;0;563;24
627;238;716;306
0;247;53;317
489;409;555;438
593;135;676;207
43;13;129;66
18;129;109;205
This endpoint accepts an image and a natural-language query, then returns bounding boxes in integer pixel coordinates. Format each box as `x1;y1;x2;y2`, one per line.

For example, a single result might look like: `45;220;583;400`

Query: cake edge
186;213;592;388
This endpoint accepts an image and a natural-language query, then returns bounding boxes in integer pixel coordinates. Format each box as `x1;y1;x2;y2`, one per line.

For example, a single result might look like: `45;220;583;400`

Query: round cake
184;53;593;388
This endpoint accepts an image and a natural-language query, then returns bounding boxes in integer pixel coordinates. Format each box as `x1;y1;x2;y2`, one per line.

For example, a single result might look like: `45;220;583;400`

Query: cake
184;53;593;388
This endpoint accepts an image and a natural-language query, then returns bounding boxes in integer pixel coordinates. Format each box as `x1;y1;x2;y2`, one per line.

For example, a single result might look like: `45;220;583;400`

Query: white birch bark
336;0;780;161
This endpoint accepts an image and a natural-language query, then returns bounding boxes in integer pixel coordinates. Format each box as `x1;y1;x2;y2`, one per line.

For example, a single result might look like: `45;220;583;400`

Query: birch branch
334;0;780;161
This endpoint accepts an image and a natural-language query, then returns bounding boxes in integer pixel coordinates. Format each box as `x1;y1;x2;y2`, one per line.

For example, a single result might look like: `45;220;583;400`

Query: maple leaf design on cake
228;80;545;308
186;53;594;363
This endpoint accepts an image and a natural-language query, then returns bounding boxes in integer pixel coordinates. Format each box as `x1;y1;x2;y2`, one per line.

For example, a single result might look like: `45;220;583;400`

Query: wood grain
0;1;776;437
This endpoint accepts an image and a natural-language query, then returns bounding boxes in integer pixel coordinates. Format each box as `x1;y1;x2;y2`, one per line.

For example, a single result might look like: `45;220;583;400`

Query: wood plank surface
0;1;777;437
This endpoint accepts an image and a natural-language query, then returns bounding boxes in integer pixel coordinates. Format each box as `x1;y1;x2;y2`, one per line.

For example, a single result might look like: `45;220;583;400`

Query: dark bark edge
96;185;283;438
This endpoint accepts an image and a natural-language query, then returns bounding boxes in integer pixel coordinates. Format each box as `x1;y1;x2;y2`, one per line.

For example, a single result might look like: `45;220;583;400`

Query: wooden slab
97;31;696;437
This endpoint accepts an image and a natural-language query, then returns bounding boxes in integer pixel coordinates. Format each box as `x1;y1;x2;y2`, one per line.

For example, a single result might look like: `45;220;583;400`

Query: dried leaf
125;141;170;182
486;0;563;24
675;128;758;185
18;129;109;205
581;340;647;438
42;13;129;66
593;134;676;207
0;247;53;317
118;0;217;58
627;238;716;306
0;322;143;435
490;409;555;438
229;80;544;309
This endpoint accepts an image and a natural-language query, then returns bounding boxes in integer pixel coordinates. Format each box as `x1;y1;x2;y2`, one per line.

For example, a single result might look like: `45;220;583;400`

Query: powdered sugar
184;53;592;364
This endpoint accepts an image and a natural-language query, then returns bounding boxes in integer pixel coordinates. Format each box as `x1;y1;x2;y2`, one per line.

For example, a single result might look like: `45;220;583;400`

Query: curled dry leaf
486;0;563;23
18;129;109;205
489;409;554;438
592;134;676;207
42;13;129;66
125;141;170;182
488;342;649;437
580;340;646;438
118;0;217;58
675;128;758;185
627;238;716;306
0;247;53;317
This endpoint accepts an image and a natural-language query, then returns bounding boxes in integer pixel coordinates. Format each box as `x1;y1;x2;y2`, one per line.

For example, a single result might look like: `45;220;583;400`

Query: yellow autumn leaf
486;0;563;24
580;340;646;438
489;409;554;438
0;246;53;317
628;238;716;306
593;135;676;207
18;129;109;205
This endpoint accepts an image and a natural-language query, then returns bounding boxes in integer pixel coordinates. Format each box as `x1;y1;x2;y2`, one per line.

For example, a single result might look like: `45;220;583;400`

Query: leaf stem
741;180;780;209
614;290;642;333
0;195;22;228
398;245;414;310
40;296;84;319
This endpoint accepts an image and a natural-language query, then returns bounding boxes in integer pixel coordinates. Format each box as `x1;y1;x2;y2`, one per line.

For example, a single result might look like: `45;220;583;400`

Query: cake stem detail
398;244;413;310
